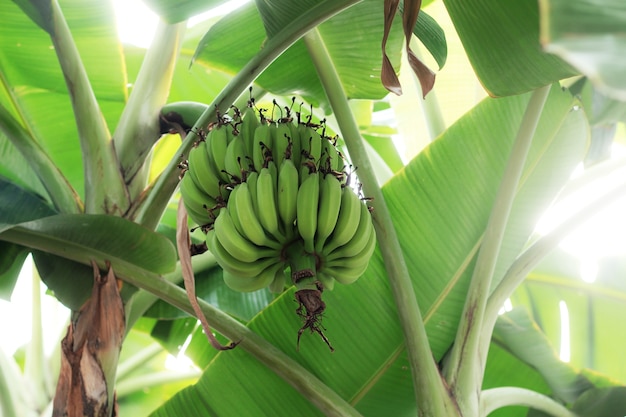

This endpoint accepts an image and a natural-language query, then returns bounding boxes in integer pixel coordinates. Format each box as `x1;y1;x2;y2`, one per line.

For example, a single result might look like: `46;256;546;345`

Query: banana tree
1;0;626;416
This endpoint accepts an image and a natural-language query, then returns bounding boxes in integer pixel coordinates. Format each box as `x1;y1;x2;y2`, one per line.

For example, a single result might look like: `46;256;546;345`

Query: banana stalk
285;241;334;352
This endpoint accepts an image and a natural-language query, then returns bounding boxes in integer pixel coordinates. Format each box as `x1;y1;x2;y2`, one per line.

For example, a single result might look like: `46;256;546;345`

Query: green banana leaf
512;248;626;384
192;0;404;110
0;178;57;301
0;212;177;308
494;307;626;417
0;0;126;197
0;178;57;231
539;0;626;101
115;329;197;416
0;122;47;199
151;85;588;416
413;9;447;70
443;0;578;96
394;2;447;71
569;79;622;165
572;79;626;126
527;386;626;417
144;265;274;322
31;251;107;310
0;0;239;306
0;214;176;277
493;308;595;404
570;386;626;417
141;0;231;23
0;242;29;300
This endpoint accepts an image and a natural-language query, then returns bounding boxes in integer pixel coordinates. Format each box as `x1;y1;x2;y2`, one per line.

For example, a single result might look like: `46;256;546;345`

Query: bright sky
110;0;250;47
111;0;159;47
0;257;69;356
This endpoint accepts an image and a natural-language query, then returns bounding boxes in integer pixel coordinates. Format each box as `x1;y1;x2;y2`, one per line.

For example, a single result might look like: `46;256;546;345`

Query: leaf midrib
347;96;575;405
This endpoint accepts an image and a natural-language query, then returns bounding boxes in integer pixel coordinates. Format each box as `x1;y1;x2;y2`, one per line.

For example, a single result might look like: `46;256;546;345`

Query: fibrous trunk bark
53;261;125;417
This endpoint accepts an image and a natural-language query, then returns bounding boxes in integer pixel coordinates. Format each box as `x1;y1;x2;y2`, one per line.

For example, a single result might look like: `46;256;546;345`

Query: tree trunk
53;261;125;417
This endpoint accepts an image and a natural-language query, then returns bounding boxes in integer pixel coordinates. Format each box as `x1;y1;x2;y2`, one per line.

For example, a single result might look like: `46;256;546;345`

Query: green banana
277;158;299;236
268;267;288;293
314;173;343;252
286;121;302;167
225;122;237;144
323;211;376;285
321;135;340;174
252;123;274;172
246;170;260;214
266;159;278;184
233;182;281;249
180;171;217;226
208;231;278;278
326;200;374;261
226;185;244;235
207;124;230;183
178;98;376;300
213;208;275;263
273;122;292;169
224;134;248;180
188;140;221;197
325;231;375;270
159;101;209;133
223;261;284;292
299;125;322;163
240;104;260;154
323;261;370;285
321;187;362;254
298;126;323;181
316;271;335;291
296;171;319;253
256;166;285;242
309;127;323;163
331;137;346;172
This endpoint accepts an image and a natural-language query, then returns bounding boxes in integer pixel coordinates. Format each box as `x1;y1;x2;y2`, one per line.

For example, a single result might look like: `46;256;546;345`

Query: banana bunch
178;100;376;299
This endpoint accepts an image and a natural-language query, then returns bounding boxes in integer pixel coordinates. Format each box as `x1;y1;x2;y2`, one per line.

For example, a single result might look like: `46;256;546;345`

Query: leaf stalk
443;85;552;414
0;104;81;213
114;20;186;199
480;387;578;417
303;27;460;416
48;0;128;214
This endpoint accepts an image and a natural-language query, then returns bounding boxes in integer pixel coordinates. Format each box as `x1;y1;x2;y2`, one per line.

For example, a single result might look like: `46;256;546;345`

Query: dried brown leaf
381;0;402;95
53;261;124;417
381;0;436;97
408;48;436;98
382;54;403;96
403;0;435;97
176;199;237;350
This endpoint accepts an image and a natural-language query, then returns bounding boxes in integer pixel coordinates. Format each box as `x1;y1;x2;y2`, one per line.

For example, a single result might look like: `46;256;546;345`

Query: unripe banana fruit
176;98;376;350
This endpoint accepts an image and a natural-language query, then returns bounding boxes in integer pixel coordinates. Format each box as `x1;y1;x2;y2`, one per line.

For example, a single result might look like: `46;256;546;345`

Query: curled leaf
381;0;436;97
382;0;403;95
407;48;436;98
176;199;237;351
